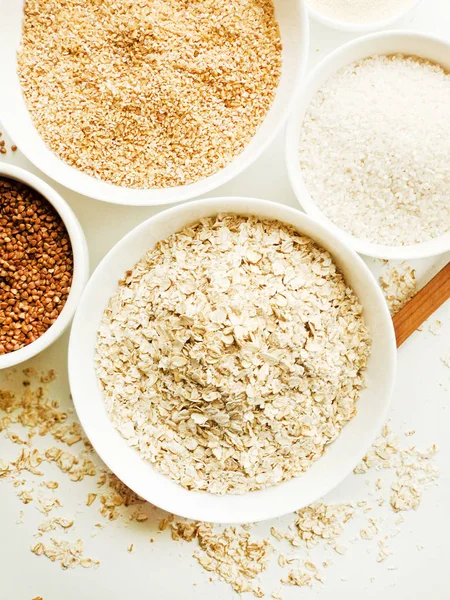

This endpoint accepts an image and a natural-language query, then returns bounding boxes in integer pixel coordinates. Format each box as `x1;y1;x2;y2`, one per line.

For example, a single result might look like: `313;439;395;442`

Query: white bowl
286;31;450;260
307;0;421;33
0;1;309;207
0;164;89;370
68;197;396;524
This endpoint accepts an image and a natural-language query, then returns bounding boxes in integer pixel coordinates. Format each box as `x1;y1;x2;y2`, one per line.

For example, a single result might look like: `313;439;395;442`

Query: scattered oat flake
37;517;74;533
18;488;34;504
390;446;439;512
377;549;391;563
132;511;148;523
281;569;313;587
360;529;374;541
171;521;199;543
43;481;59;490
429;320;442;335
36;493;63;515
270;527;284;542
354;423;439;514
334;544;347;555
159;514;175;531
45;447;96;482
128;544;134;553
287;502;355;549
278;554;287;567
379;264;416;316
98;473;143;520
441;353;450;368
31;538;99;570
52;422;84;447
86;493;97;507
171;520;272;597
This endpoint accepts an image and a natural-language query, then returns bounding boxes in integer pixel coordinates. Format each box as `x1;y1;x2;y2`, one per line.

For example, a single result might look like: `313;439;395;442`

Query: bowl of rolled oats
69;197;396;523
0;0;308;206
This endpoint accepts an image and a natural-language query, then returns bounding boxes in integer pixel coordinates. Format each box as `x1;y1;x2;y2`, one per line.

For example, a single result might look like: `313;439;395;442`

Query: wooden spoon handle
393;262;450;347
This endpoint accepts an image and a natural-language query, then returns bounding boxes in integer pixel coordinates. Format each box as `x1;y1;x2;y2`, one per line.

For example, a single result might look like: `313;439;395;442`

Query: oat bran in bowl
0;0;308;205
69;198;396;523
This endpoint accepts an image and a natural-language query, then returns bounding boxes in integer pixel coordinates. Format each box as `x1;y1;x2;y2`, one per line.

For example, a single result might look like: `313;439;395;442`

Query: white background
1;1;450;599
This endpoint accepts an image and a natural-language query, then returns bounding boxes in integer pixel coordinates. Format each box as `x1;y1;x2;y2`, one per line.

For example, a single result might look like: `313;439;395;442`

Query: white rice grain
299;54;450;247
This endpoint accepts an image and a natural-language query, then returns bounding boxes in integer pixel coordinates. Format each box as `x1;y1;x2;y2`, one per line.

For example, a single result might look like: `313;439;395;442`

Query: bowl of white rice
286;31;450;260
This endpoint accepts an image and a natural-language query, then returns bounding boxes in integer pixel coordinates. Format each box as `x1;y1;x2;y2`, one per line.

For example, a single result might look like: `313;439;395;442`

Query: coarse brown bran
18;0;282;189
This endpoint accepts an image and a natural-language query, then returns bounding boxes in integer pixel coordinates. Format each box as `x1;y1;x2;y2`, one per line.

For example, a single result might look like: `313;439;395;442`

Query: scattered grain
281;569;313;587
429;320;443;336
37;517;74;533
31;538;99;569
379;264;416;316
354;424;439;512
43;481;59;490
441;353;450;369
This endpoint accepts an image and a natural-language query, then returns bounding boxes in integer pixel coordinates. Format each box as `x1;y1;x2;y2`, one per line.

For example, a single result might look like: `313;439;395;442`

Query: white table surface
1;1;450;599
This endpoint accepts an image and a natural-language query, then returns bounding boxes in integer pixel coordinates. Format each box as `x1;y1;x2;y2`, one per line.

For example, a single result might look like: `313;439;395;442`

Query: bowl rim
285;30;450;260
0;163;89;369
68;196;397;523
306;0;422;33
0;0;309;207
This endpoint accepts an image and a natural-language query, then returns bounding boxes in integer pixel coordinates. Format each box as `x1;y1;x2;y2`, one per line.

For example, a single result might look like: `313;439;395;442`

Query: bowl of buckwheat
0;0;308;206
69;197;396;523
0;163;89;369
